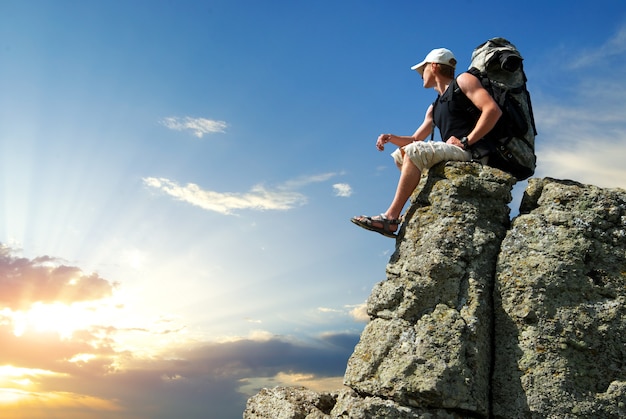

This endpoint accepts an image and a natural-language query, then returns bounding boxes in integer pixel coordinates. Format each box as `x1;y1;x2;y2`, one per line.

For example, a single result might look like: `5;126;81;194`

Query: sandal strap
377;214;401;225
351;214;400;238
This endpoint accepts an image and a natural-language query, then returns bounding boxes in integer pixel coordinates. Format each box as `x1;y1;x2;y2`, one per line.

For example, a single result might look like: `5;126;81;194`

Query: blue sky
1;1;625;418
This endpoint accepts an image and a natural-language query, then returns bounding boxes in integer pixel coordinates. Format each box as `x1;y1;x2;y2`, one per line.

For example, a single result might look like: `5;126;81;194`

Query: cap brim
410;60;427;75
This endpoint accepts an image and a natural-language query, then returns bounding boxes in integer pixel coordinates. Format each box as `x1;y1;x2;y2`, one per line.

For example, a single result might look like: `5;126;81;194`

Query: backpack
467;38;538;181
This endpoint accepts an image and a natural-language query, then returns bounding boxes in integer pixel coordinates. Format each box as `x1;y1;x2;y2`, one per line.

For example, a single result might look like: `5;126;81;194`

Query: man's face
422;62;435;88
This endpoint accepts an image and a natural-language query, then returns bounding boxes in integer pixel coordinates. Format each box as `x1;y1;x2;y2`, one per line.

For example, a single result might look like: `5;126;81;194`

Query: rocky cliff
243;162;626;419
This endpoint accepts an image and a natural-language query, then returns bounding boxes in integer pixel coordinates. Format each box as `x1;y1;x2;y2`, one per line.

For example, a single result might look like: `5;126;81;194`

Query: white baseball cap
410;48;457;75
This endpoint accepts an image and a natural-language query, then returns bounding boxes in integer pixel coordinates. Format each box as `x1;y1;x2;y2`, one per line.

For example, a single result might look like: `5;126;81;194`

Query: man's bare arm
376;105;434;151
450;72;502;147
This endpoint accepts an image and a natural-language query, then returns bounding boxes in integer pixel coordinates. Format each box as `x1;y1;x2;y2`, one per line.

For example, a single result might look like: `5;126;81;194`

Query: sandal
350;214;401;238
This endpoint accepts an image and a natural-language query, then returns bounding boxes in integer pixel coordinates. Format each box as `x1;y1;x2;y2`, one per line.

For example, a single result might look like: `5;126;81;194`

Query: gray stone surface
243;387;336;419
492;178;626;418
344;162;514;416
330;388;465;418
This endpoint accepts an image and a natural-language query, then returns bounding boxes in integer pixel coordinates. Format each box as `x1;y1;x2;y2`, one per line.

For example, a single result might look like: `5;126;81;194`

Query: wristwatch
460;136;470;150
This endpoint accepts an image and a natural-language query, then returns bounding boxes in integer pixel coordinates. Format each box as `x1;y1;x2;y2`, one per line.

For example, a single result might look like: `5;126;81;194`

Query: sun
10;301;107;340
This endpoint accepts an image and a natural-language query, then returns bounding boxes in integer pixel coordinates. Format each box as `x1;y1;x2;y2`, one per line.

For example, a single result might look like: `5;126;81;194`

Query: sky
0;1;625;418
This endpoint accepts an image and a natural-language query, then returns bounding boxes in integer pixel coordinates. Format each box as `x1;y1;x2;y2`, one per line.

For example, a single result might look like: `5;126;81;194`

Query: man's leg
353;156;422;233
352;142;470;236
384;155;422;221
384;141;468;220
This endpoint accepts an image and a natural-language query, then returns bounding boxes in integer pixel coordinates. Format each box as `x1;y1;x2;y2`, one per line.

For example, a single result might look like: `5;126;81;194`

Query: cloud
0;245;117;310
0;331;360;419
533;25;626;190
143;172;343;215
317;307;342;314
348;303;369;323
160;116;228;137
316;303;369;324
0;257;361;418
0;389;123;419
280;172;344;189
538;141;626;189
0;240;361;416
333;183;352;197
0;244;362;419
237;371;345;397
143;177;307;215
568;24;626;69
533;105;626;189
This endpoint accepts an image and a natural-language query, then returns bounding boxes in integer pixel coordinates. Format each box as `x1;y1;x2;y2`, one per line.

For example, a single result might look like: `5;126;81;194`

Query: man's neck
434;76;454;95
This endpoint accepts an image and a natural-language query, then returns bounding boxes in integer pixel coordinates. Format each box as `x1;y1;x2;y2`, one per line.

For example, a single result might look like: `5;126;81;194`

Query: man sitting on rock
351;47;502;238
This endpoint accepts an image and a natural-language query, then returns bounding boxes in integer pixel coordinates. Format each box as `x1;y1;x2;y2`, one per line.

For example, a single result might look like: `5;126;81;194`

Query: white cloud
347;303;369;323
533;89;626;190
333;183;352;197
568;24;626;69
532;24;626;190
143;172;344;215
143;177;307;215
317;303;369;323
317;307;342;313
282;172;341;189
160;116;228;137
538;140;626;189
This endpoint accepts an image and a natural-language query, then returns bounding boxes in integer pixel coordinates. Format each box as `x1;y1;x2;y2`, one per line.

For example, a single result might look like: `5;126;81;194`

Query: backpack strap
429;96;439;142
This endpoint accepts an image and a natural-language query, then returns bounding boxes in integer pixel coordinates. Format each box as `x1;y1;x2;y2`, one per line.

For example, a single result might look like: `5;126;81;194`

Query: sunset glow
0;365;59;390
0;388;122;419
8;302;111;339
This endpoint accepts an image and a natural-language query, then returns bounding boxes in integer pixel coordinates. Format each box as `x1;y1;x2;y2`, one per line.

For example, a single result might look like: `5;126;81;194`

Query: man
351;48;502;238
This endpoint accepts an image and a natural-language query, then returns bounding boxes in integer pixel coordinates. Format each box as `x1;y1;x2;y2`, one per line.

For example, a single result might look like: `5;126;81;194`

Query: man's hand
446;136;464;149
377;134;391;151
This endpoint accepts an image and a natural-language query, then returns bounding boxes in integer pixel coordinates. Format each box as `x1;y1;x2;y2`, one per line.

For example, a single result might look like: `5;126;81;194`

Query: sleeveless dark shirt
432;78;480;141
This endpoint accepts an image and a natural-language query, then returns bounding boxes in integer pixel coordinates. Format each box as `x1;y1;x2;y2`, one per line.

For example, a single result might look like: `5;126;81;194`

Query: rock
492;178;626;418
243;166;626;419
344;162;515;416
329;388;465;418
243;387;336;419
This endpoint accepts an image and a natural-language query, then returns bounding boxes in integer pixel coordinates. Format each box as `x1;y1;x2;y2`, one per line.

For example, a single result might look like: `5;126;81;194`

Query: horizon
1;1;626;418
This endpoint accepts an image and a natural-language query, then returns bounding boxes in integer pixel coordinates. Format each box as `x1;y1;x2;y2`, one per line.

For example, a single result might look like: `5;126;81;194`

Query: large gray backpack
468;38;537;180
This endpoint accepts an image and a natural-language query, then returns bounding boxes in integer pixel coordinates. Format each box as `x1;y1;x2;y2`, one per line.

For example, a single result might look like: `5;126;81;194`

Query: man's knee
403;154;423;174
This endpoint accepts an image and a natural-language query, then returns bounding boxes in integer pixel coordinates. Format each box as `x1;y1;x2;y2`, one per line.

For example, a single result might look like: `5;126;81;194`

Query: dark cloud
1;304;358;419
16;333;359;419
319;332;361;351
179;335;356;377
0;245;117;310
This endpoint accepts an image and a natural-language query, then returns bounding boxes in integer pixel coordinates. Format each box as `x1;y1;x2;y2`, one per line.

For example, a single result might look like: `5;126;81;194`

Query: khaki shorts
391;141;472;172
